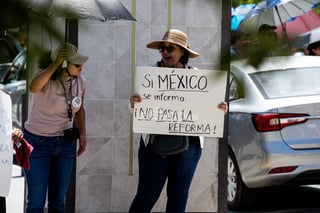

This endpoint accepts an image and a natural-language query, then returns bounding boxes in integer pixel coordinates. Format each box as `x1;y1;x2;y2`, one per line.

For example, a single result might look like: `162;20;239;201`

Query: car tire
228;149;256;210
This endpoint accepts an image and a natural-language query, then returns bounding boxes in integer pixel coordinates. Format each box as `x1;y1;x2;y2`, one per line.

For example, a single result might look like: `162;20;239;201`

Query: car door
1;49;27;129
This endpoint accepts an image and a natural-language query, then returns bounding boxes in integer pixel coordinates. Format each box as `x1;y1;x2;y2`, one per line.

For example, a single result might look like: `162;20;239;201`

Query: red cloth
13;138;33;170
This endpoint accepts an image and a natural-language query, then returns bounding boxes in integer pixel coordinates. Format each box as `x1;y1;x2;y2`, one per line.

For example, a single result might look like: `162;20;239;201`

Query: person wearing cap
129;29;227;213
248;24;282;67
23;43;89;213
257;24;278;52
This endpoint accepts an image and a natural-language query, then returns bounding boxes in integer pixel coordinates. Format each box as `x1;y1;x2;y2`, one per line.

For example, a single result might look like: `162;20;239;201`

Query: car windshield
249;67;320;99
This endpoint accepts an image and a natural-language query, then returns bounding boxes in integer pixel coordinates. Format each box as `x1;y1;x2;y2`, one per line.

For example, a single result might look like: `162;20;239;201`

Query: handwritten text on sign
0;91;13;197
133;67;227;137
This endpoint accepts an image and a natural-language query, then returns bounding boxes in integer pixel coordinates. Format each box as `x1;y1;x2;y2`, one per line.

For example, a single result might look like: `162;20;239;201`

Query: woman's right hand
130;93;142;108
54;48;68;66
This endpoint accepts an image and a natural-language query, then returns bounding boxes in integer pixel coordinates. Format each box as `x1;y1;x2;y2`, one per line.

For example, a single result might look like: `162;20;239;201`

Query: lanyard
60;78;73;121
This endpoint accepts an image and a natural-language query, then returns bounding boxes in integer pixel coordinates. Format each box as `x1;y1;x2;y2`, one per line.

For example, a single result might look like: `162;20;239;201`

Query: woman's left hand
77;135;87;157
218;102;228;114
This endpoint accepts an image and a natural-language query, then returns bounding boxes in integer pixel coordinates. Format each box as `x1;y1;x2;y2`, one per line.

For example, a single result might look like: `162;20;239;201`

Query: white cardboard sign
133;66;227;137
0;91;13;197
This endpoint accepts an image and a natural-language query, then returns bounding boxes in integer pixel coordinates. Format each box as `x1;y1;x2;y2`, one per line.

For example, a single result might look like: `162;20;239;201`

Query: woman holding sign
129;29;227;213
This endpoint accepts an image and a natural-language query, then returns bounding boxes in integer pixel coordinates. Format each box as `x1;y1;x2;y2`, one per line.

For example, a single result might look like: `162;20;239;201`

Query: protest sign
133;66;227;137
0;91;13;197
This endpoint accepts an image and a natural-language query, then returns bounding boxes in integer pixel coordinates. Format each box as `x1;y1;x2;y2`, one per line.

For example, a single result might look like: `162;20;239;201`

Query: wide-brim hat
146;29;200;58
51;43;89;65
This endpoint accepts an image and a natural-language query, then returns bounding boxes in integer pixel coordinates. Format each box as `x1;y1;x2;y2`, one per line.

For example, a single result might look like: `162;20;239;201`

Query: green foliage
0;0;66;60
0;1;27;31
313;4;320;15
232;0;261;8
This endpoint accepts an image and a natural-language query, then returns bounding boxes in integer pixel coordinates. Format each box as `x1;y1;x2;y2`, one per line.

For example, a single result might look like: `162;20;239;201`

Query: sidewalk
7;165;25;213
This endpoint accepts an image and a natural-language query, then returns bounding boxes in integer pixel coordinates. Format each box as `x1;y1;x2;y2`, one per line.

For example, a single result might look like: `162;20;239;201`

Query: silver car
228;56;320;210
0;34;26;129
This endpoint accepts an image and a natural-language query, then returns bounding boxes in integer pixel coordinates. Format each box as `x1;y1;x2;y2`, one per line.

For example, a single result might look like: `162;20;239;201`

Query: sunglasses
159;45;175;53
72;63;82;68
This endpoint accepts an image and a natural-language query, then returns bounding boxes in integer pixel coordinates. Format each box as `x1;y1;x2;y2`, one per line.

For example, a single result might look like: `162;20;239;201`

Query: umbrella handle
62;60;67;68
275;6;291;52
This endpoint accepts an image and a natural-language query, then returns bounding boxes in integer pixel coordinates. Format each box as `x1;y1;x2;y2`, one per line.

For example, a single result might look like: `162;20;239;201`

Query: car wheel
228;149;256;210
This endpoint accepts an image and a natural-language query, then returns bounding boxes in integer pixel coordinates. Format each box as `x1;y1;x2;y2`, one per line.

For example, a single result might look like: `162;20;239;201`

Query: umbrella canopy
22;0;136;45
21;0;136;67
23;0;136;21
294;27;320;47
239;0;320;33
276;10;320;42
231;4;256;30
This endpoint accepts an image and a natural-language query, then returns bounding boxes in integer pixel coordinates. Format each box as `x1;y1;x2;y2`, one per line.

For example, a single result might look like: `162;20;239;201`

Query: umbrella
21;0;136;45
21;0;136;66
23;0;136;22
231;4;256;30
275;10;320;42
239;0;320;33
294;27;320;47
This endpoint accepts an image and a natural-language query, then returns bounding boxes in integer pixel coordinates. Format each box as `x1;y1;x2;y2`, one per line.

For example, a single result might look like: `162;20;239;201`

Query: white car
228;56;320;210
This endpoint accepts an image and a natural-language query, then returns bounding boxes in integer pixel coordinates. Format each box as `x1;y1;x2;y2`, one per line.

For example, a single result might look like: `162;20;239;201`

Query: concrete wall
27;0;225;212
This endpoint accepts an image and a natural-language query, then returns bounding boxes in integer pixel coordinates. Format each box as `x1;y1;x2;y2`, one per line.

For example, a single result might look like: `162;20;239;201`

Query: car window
0;34;22;64
229;72;243;101
249;67;320;99
0;64;10;82
0;39;15;63
5;49;26;83
0;34;24;83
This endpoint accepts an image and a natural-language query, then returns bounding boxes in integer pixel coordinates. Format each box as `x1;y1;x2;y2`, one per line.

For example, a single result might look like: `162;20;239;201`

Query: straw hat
146;29;200;58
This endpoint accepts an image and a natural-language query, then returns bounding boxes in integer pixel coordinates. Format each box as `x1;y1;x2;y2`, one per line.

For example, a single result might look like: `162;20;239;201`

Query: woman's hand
12;128;23;142
54;48;68;67
130;93;142;108
77;135;87;157
218;102;228;114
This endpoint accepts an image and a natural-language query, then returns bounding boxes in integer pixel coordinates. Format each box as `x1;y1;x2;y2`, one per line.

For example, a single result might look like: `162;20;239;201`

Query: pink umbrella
275;10;320;42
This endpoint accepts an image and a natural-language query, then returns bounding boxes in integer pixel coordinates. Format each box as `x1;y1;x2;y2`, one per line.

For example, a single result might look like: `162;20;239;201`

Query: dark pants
23;129;76;213
129;136;202;213
0;197;6;213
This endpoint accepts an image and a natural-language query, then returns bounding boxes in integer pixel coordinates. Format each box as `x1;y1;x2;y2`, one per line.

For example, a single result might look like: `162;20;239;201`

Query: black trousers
0;197;6;213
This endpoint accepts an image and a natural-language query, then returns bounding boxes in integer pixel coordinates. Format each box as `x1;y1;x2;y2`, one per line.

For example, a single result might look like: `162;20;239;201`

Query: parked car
228;56;320;210
0;33;26;129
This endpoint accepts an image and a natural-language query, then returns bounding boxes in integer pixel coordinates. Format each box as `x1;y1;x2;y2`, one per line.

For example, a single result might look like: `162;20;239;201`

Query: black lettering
142;74;153;88
154;93;185;102
157;72;208;91
158;75;168;90
167;123;211;134
181;110;193;121
137;107;153;120
198;76;208;90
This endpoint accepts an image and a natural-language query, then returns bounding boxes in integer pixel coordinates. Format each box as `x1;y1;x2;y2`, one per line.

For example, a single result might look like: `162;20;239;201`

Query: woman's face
312;47;320;56
159;42;185;68
67;63;84;76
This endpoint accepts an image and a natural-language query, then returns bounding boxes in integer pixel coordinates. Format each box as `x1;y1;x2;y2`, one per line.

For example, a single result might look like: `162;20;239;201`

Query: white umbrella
275;10;320;42
294;27;320;47
239;0;320;33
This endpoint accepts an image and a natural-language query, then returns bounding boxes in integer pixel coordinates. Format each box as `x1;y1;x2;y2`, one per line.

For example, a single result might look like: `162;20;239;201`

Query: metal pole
218;0;231;212
65;18;78;213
